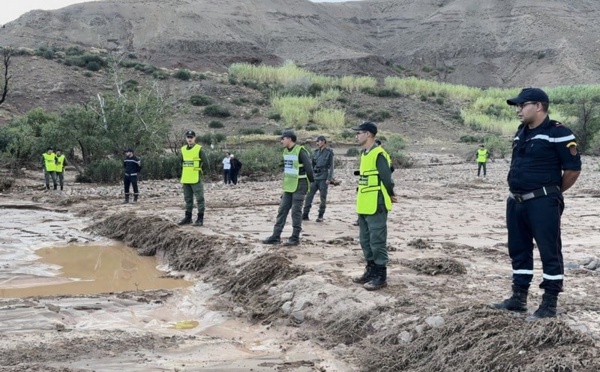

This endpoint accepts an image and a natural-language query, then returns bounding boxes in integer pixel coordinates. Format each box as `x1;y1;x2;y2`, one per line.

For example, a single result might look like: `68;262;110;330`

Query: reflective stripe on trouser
303;179;328;217
506;194;564;292
358;203;388;266
44;171;57;188
273;179;308;238
183;182;205;213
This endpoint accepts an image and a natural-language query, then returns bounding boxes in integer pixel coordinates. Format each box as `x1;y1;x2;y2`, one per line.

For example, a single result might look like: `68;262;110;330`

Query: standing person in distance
351;122;397;291
263;130;315;246
55;149;67;191
42;147;57;191
492;88;581;320
179;130;208;226
222;152;231;185
229;154;242;185
302;135;334;222
476;144;489;177
122;148;142;204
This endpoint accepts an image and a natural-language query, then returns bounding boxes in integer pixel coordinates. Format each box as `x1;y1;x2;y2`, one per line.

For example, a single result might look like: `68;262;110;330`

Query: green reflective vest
180;144;203;184
477;148;488;163
43;153;56;172
282;145;308;192
55;154;66;173
356;146;392;215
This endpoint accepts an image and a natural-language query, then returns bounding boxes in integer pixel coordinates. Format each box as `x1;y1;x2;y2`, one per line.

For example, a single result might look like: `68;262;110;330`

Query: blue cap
507;88;549;105
185;130;196;137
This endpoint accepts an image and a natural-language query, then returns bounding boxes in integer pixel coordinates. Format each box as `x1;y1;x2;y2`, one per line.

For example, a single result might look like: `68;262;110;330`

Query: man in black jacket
123;148;142;204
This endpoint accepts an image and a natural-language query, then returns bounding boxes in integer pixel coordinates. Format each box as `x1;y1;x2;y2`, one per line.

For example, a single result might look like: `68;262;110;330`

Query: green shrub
127;53;137;59
459;135;483;143
152;70;168;80
420;95;428;101
268;112;282;121
139;155;181;180
337;97;349;104
239;128;264;135
190;95;212;106
83;71;93;77
250;107;260;114
228;76;238;85
85;159;121;183
308;83;324;96
208;120;224;128
174;69;192;80
306;124;318;131
123;79;139;92
204;105;231;117
194;73;207;80
232;97;249;105
196;133;227;145
346;148;360;156
119;60;138;68
86;61;101;71
66;47;85;56
255;98;269;106
370;110;391;122
340;130;354;139
356;111;367;118
436;98;444;105
236;145;284;180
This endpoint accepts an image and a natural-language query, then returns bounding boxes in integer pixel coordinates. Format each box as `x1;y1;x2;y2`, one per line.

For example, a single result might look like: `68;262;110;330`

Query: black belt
509;186;561;203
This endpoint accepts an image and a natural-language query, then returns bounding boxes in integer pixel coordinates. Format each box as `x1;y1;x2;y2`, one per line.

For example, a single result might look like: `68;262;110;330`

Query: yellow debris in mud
170;320;200;330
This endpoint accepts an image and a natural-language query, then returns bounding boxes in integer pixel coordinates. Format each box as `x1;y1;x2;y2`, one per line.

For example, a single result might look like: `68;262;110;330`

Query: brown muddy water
0;243;191;298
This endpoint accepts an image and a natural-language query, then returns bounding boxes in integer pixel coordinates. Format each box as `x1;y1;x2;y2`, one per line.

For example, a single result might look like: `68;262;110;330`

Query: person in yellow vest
351;122;398;291
263;130;315;246
476;144;489;177
178;130;208;226
55;149;66;191
42;147;57;191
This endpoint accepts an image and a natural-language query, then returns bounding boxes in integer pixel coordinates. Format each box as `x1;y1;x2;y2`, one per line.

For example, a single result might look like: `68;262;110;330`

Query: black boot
178;211;193;225
262;235;281;244
491;285;528;313
527;292;558;320
133;194;138;203
122;194;130;204
316;214;324;223
283;236;300;246
352;260;375;284
194;213;204;226
302;213;309;221
364;264;387;291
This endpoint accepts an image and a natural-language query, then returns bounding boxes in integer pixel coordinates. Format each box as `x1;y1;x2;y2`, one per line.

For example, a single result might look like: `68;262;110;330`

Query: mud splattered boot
491;285;528;313
178;211;192;225
194;213;204;226
283;236;300;246
316;214;324;223
352;260;375;284
526;292;558;321
302;213;309;221
122;194;130;204
364;264;387;291
133;194;139;203
262;235;281;244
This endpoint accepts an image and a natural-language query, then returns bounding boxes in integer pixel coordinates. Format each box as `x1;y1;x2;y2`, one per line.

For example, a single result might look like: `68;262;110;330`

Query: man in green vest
55;149;66;191
42;147;57;191
263;130;315;246
476;144;489;177
351;122;397;291
178;130;208;226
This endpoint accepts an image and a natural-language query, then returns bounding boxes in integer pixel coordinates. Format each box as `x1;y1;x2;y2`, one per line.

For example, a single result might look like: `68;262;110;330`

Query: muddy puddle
0;243;191;298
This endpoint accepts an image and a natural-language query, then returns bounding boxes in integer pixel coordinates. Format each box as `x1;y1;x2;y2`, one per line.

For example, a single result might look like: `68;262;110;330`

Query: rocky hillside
1;0;600;87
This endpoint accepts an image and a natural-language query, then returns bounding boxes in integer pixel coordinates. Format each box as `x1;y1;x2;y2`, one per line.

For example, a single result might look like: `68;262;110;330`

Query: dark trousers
223;169;231;184
183;182;205;213
124;175;139;196
272;180;308;238
44;171;57;189
477;162;487;176
230;169;239;185
506;194;564;293
303;179;328;217
358;204;389;266
56;171;64;189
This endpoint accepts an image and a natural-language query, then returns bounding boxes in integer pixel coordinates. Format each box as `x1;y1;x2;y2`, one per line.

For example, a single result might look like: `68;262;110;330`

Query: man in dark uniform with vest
42;147;57;191
492;88;581;320
55;149;66;191
263;130;315;246
302;135;334;222
350;122;397;291
178;130;208;226
122;148;142;204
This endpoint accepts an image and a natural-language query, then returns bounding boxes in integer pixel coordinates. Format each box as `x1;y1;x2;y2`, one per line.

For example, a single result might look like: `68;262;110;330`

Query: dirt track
1;150;600;371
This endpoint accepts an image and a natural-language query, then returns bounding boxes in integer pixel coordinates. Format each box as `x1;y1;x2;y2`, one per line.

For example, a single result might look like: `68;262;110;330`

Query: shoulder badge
566;141;578;156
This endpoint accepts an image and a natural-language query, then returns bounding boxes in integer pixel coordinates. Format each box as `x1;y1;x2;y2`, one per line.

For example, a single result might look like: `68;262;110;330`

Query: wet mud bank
89;212;600;372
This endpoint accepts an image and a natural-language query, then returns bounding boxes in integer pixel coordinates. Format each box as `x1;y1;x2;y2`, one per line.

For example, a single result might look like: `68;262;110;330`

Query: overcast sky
0;0;349;25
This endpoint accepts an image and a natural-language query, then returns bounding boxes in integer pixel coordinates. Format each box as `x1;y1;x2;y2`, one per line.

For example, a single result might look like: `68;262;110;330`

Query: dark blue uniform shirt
124;156;142;175
508;116;581;193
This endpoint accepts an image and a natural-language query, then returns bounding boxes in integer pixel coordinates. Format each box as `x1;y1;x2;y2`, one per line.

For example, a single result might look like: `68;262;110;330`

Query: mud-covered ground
1;150;600;371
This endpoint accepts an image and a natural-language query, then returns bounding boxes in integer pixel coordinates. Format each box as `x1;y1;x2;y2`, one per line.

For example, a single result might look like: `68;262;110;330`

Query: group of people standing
41;147;66;191
222;152;242;185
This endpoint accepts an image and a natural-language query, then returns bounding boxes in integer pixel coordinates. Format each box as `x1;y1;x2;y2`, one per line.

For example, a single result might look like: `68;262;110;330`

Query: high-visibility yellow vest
180;144;203;184
282;145;307;192
356;146;392;215
55;154;66;173
477;148;488;163
43;153;56;172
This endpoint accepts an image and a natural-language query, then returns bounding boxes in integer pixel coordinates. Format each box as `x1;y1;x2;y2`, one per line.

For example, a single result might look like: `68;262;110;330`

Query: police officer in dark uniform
492;88;581;320
122;148;142;203
302;135;334;222
263;130;315;246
